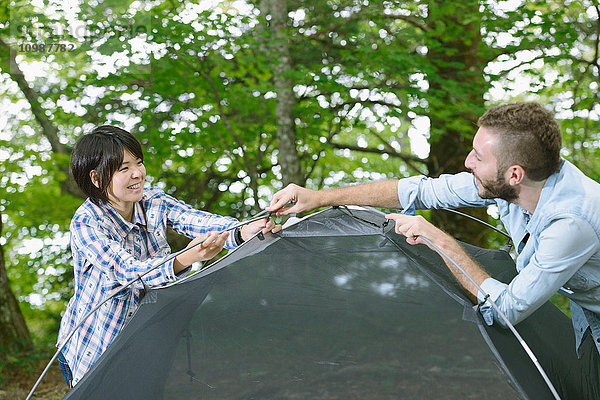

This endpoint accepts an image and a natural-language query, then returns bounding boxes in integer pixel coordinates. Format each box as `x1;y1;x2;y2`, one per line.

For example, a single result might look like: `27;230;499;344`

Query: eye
119;166;128;172
137;160;143;166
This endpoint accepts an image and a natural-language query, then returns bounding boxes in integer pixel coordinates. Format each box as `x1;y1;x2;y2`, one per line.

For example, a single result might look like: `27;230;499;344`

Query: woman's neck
109;200;135;222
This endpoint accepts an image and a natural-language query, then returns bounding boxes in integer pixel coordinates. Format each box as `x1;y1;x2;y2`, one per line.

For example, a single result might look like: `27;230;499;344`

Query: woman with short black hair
57;125;280;387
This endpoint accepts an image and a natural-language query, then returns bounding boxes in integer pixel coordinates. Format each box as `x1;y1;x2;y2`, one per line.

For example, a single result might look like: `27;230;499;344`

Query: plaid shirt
57;187;239;385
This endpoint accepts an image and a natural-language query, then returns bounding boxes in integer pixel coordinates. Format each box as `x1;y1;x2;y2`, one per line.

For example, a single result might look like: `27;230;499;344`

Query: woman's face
107;150;146;207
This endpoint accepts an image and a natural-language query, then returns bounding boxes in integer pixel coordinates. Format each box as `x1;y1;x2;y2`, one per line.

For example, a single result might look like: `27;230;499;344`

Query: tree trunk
0;37;81;353
0;209;32;352
263;0;305;186
425;0;490;247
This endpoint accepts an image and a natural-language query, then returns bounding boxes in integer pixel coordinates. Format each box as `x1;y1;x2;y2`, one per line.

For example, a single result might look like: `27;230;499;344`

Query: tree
261;0;304;186
262;0;490;243
527;0;600;181
423;0;490;243
0;0;597;350
0;208;32;351
0;2;86;347
275;0;591;245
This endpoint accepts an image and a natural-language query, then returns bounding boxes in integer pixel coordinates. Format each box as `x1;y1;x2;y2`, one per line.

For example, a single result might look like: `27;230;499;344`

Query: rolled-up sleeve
398;172;494;215
478;217;599;327
160;192;240;249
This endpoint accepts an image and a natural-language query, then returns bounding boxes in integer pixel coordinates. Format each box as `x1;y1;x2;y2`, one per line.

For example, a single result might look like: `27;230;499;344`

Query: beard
474;170;519;202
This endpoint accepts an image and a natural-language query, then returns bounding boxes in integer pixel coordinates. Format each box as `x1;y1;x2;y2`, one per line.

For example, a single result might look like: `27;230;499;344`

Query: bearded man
268;102;600;358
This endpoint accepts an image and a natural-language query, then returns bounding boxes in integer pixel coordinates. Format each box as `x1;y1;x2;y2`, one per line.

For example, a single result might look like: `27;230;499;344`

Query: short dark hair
71;125;144;205
477;102;562;181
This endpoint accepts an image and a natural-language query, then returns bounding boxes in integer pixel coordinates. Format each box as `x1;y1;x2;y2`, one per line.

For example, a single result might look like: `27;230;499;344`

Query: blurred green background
0;0;598;389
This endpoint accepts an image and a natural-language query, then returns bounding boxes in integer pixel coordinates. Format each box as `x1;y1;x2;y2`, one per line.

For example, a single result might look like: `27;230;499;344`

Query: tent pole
25;210;273;400
416;234;562;400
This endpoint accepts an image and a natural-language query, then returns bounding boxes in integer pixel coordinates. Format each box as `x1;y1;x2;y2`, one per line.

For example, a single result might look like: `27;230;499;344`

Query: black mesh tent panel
62;207;599;400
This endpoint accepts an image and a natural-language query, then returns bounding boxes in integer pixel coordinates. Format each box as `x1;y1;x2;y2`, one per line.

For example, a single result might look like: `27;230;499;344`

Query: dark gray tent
61;207;599;399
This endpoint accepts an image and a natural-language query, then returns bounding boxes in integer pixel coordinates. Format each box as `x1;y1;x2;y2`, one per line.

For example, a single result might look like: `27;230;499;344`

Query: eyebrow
120;157;142;166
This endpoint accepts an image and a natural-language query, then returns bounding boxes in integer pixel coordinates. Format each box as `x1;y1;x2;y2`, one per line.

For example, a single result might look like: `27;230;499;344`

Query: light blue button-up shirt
397;160;600;356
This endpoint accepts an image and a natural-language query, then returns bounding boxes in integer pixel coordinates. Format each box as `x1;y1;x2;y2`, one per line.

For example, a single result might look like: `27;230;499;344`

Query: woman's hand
240;217;282;241
173;231;229;272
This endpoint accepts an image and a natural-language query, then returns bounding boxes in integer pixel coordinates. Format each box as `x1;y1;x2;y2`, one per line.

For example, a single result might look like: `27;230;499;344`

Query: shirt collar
99;199;147;236
526;159;565;233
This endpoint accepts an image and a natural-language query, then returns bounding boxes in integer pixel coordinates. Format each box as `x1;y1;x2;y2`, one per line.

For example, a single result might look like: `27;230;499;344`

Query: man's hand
240;217;282;241
385;213;489;301
266;184;321;216
173;231;229;272
385;213;448;250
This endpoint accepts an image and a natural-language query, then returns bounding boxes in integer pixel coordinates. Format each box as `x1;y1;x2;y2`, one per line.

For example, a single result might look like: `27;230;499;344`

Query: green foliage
0;0;598;352
550;293;572;318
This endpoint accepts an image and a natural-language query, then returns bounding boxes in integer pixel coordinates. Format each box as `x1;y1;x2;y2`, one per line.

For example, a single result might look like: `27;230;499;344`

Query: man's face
464;127;519;202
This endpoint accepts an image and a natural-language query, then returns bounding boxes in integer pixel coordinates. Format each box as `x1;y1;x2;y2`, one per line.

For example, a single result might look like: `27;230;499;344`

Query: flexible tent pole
415;234;562;400
440;208;511;239
25;211;272;400
317;205;560;398
26;205;561;399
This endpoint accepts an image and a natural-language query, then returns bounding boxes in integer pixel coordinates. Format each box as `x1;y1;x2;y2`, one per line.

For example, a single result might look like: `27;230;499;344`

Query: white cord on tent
25;210;273;400
416;234;562;400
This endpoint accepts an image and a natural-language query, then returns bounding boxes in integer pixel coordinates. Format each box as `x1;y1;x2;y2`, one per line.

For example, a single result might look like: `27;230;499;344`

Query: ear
505;165;525;186
89;170;100;189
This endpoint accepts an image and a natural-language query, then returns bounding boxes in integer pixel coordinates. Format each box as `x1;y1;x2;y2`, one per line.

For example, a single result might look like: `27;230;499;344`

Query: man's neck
513;179;546;215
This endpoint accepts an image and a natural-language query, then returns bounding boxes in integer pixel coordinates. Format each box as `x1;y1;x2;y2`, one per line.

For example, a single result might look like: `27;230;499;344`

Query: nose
464;150;474;170
131;164;144;179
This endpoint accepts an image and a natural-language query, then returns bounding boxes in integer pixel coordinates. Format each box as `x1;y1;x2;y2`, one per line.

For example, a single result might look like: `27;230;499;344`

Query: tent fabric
62;207;599;400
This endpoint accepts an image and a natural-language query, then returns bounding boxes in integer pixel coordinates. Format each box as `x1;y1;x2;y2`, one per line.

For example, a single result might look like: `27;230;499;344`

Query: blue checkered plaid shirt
57;187;239;385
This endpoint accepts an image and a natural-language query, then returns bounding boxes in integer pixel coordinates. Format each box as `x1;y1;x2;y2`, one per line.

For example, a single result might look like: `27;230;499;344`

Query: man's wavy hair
478;102;562;181
71;125;143;205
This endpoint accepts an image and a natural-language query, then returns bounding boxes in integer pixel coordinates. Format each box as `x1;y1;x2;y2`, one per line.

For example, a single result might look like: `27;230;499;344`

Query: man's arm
478;217;600;327
267;180;401;216
385;213;490;302
389;214;600;328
